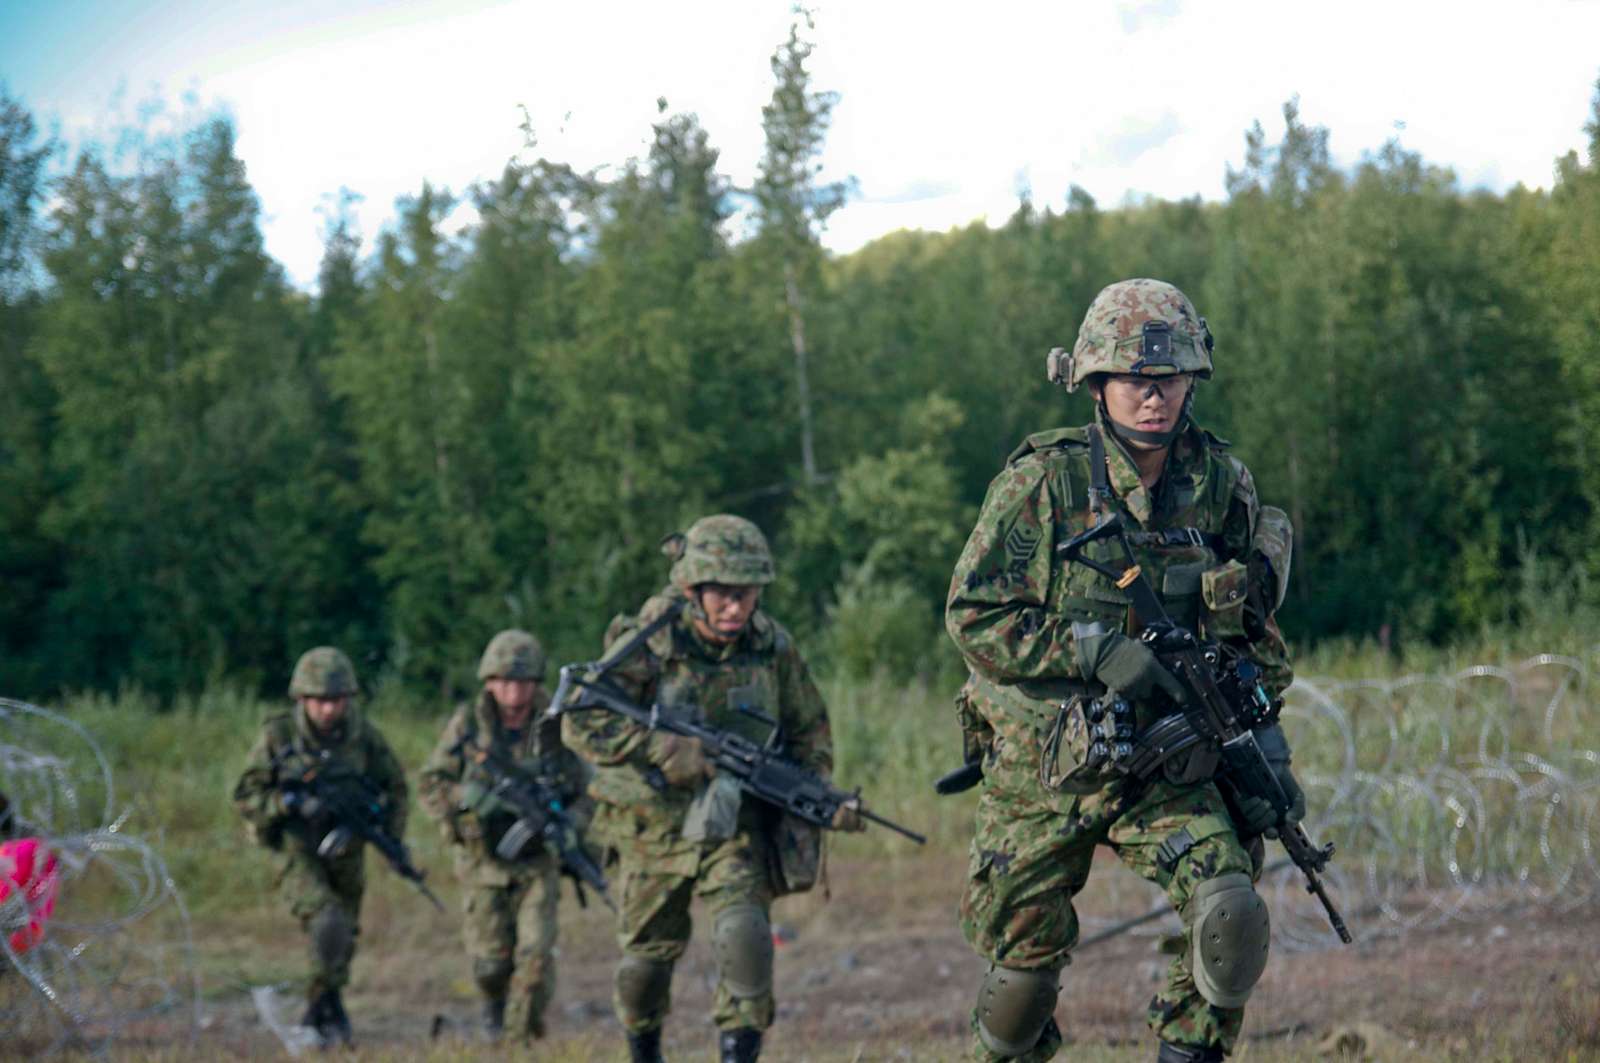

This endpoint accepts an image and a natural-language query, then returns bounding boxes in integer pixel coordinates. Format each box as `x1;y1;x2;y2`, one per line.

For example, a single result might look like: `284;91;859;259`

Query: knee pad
473;956;513;1000
711;903;774;999
308;905;354;970
975;964;1060;1058
1188;872;1270;1007
615;955;673;1019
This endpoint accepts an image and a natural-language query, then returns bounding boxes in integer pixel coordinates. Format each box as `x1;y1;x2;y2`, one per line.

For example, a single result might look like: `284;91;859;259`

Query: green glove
1073;628;1187;704
460;778;510;818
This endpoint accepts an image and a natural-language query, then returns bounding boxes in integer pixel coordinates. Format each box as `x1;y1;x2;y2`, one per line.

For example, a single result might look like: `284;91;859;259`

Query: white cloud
9;0;1598;286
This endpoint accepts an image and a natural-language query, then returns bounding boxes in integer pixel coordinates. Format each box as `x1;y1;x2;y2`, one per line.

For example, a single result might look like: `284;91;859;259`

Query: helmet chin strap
1096;388;1194;449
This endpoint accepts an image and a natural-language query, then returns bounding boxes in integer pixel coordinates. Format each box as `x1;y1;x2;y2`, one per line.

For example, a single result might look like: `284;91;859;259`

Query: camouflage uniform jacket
232;703;409;856
418;688;591;886
562;585;834;875
946;419;1292;803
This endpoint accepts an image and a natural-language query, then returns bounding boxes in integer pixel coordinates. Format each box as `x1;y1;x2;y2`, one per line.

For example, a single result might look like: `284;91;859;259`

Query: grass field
9;625;1600;1060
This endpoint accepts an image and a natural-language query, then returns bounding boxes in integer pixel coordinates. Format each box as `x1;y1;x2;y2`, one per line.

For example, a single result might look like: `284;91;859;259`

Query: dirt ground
140;844;1600;1062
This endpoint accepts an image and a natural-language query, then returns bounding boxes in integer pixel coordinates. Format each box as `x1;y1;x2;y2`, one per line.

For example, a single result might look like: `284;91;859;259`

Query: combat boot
627;1027;665;1063
481;996;505;1041
1157;1041;1224;1063
719;1027;762;1062
319;989;352;1047
298;992;328;1047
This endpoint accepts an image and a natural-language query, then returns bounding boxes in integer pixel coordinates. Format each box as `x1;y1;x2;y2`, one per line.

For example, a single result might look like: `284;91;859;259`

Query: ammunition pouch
1200;560;1249;640
764;812;823;896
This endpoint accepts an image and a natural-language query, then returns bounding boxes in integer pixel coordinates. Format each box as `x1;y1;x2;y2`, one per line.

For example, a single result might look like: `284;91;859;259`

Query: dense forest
3;23;1599;703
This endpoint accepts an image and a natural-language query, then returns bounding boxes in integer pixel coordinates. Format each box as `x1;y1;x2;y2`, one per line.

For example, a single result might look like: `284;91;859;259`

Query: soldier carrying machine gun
275;746;444;913
939;512;1350;944
448;730;613;908
547;598;926;847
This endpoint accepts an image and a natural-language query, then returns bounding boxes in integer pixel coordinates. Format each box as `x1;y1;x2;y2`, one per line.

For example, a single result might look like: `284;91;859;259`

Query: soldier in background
418;629;592;1042
232;647;409;1048
562;515;862;1063
945;279;1300;1063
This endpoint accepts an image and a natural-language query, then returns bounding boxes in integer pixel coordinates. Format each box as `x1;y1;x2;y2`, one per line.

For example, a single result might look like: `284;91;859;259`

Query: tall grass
28;607;1600;913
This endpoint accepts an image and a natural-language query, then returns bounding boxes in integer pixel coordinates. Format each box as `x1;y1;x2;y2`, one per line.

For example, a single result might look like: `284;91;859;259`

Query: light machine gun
275;748;445;913
547;600;926;846
449;733;613;909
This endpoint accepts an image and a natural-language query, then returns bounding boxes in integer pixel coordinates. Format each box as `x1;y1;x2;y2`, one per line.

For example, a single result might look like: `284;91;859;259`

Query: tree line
2;28;1598;703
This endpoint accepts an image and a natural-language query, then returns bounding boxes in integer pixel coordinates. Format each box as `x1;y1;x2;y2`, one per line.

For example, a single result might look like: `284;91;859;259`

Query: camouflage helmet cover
1048;278;1214;392
477;629;547;681
664;514;775;587
289;646;359;698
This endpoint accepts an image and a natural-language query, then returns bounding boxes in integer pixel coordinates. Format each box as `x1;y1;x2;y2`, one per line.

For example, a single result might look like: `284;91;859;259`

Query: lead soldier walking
945;279;1301;1062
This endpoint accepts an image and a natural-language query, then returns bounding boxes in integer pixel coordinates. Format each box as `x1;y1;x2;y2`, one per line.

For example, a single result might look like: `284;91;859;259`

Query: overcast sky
4;0;1598;290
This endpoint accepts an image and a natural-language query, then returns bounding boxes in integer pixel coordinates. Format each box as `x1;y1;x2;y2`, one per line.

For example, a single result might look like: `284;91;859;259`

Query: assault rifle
276;749;445;912
1054;513;1352;944
450;733;612;909
546;601;926;845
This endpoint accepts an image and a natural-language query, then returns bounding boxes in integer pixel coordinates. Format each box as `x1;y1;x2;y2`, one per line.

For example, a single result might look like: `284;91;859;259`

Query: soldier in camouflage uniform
418;629;592;1042
232;647;409;1048
562;514;861;1063
945;279;1302;1063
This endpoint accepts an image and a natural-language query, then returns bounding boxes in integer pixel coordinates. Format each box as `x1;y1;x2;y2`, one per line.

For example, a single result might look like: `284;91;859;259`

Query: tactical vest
263;707;387;854
1006;423;1249;644
586;590;791;810
970;424;1254;797
650;615;788;751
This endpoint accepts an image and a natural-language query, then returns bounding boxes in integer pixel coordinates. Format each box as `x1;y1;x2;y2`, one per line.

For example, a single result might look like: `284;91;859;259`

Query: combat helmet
1047;278;1214;393
1047;278;1214;447
663;514;775;588
477;629;546;682
289;647;359;698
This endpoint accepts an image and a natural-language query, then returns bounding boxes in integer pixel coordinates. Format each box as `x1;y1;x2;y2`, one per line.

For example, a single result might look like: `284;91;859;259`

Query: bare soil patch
143;845;1600;1061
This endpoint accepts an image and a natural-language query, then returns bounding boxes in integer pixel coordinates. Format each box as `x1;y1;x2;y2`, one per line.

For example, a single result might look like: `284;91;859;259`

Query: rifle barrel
860;807;927;845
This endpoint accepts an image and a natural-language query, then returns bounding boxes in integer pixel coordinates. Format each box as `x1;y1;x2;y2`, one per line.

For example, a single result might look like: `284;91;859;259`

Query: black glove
1233;793;1278;836
1245;723;1307;838
1074;629;1187;704
1269;760;1307;832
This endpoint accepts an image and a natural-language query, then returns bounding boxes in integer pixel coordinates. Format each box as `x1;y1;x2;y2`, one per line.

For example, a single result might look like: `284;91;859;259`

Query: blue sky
5;0;1598;290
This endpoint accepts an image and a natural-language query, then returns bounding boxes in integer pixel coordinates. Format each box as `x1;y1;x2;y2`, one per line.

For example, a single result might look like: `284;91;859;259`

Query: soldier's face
300;696;349;732
1096;372;1193;448
487;677;538;725
693;583;761;643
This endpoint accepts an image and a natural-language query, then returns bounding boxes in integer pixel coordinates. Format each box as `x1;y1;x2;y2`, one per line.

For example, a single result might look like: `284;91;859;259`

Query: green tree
0;90;59;694
752;8;853;485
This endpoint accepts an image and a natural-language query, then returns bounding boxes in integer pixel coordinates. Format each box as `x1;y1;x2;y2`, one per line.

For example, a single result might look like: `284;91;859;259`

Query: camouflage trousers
598;805;776;1034
459;857;562;1040
276;846;364;996
961;774;1254;1061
